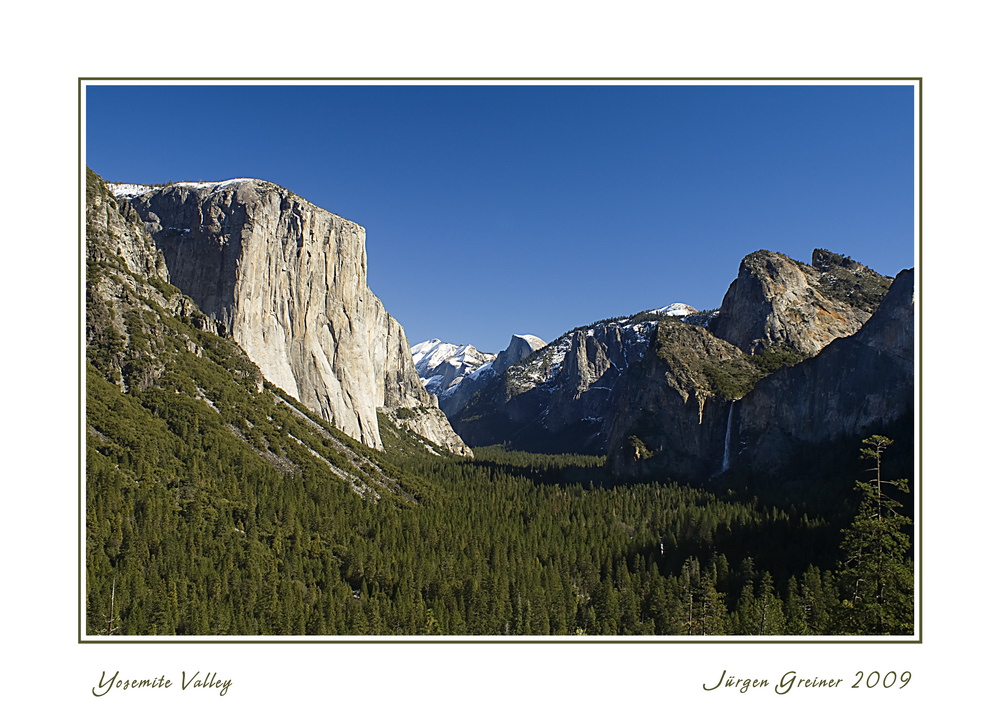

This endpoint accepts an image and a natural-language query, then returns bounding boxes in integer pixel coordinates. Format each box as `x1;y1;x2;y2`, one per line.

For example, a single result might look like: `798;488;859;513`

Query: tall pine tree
835;436;914;635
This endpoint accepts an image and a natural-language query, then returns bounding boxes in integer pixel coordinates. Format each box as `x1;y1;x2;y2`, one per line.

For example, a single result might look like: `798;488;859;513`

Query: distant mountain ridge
419;249;911;490
446;306;704;454
414;334;548;417
412;306;706;431
411;339;495;398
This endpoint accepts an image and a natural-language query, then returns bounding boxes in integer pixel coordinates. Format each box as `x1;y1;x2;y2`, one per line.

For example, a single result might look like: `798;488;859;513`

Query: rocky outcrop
452;320;654;454
604;319;759;481
87;169;256;395
710;249;889;356
381;406;474;456
88;172;168;281
493;334;547;375
607;268;913;487
119;178;469;454
726;268;914;481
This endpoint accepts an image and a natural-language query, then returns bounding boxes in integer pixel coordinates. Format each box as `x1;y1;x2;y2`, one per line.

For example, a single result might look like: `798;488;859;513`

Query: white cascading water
721;401;735;472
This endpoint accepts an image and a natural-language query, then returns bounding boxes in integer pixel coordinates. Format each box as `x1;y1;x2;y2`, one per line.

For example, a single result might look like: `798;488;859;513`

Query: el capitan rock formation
113;178;469;455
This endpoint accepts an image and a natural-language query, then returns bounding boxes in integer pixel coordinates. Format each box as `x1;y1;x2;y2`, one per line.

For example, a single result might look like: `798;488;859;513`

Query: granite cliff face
710;249;890;356
726;268;914;481
604;319;760;481
116;178;469;455
86;168;426;516
86;171;218;395
492;334;548;375
87;176;168;282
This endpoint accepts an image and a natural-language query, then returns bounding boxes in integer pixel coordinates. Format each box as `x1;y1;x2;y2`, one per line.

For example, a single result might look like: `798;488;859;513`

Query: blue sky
86;83;915;353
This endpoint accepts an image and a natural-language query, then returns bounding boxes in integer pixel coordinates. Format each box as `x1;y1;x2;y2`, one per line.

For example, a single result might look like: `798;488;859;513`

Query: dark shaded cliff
452;318;657;454
604;319;758;481
726;268;914;488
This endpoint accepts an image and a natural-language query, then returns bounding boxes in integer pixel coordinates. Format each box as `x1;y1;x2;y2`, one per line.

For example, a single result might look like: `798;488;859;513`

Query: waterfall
721;401;735;473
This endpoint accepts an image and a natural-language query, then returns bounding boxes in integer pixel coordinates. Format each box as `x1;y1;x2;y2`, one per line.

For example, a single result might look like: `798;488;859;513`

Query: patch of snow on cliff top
420;374;445;392
173;179;258;191
516;335;571;385
108;183;156;198
464;360;495;383
655;302;698;316
681;309;719;328
109;179;259;198
455;350;492;372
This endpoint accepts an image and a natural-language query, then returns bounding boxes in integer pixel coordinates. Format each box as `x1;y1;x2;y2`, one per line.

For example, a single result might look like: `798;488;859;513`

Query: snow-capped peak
411;340;496;397
655;302;698;317
411;339;453;369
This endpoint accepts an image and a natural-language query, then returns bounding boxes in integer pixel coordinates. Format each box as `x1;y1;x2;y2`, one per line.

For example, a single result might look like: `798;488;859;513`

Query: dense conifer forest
86;336;913;636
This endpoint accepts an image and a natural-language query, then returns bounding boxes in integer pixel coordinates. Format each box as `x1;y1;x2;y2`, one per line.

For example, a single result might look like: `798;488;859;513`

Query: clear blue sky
86;83;915;353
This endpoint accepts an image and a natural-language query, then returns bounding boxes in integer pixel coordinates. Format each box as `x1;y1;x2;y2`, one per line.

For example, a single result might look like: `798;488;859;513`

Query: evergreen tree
691;572;729;635
784;577;809;635
835;436;914;635
754;572;786;635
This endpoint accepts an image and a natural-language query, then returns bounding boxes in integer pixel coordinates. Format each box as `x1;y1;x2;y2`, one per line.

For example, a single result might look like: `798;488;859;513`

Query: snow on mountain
506;315;657;393
108;179;260;199
411;339;496;397
511;335;572;387
452;314;663;453
108;183;157;198
655;302;698;316
412;339;460;372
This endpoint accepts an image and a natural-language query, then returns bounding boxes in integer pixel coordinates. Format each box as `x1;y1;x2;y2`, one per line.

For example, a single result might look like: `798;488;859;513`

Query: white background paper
3;2;994;718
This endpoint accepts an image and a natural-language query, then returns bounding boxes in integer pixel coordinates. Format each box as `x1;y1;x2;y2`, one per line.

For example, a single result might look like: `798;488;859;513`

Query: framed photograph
81;80;918;648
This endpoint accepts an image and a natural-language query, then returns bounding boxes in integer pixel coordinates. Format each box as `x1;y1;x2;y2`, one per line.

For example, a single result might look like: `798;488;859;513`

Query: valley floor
86;404;913;636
